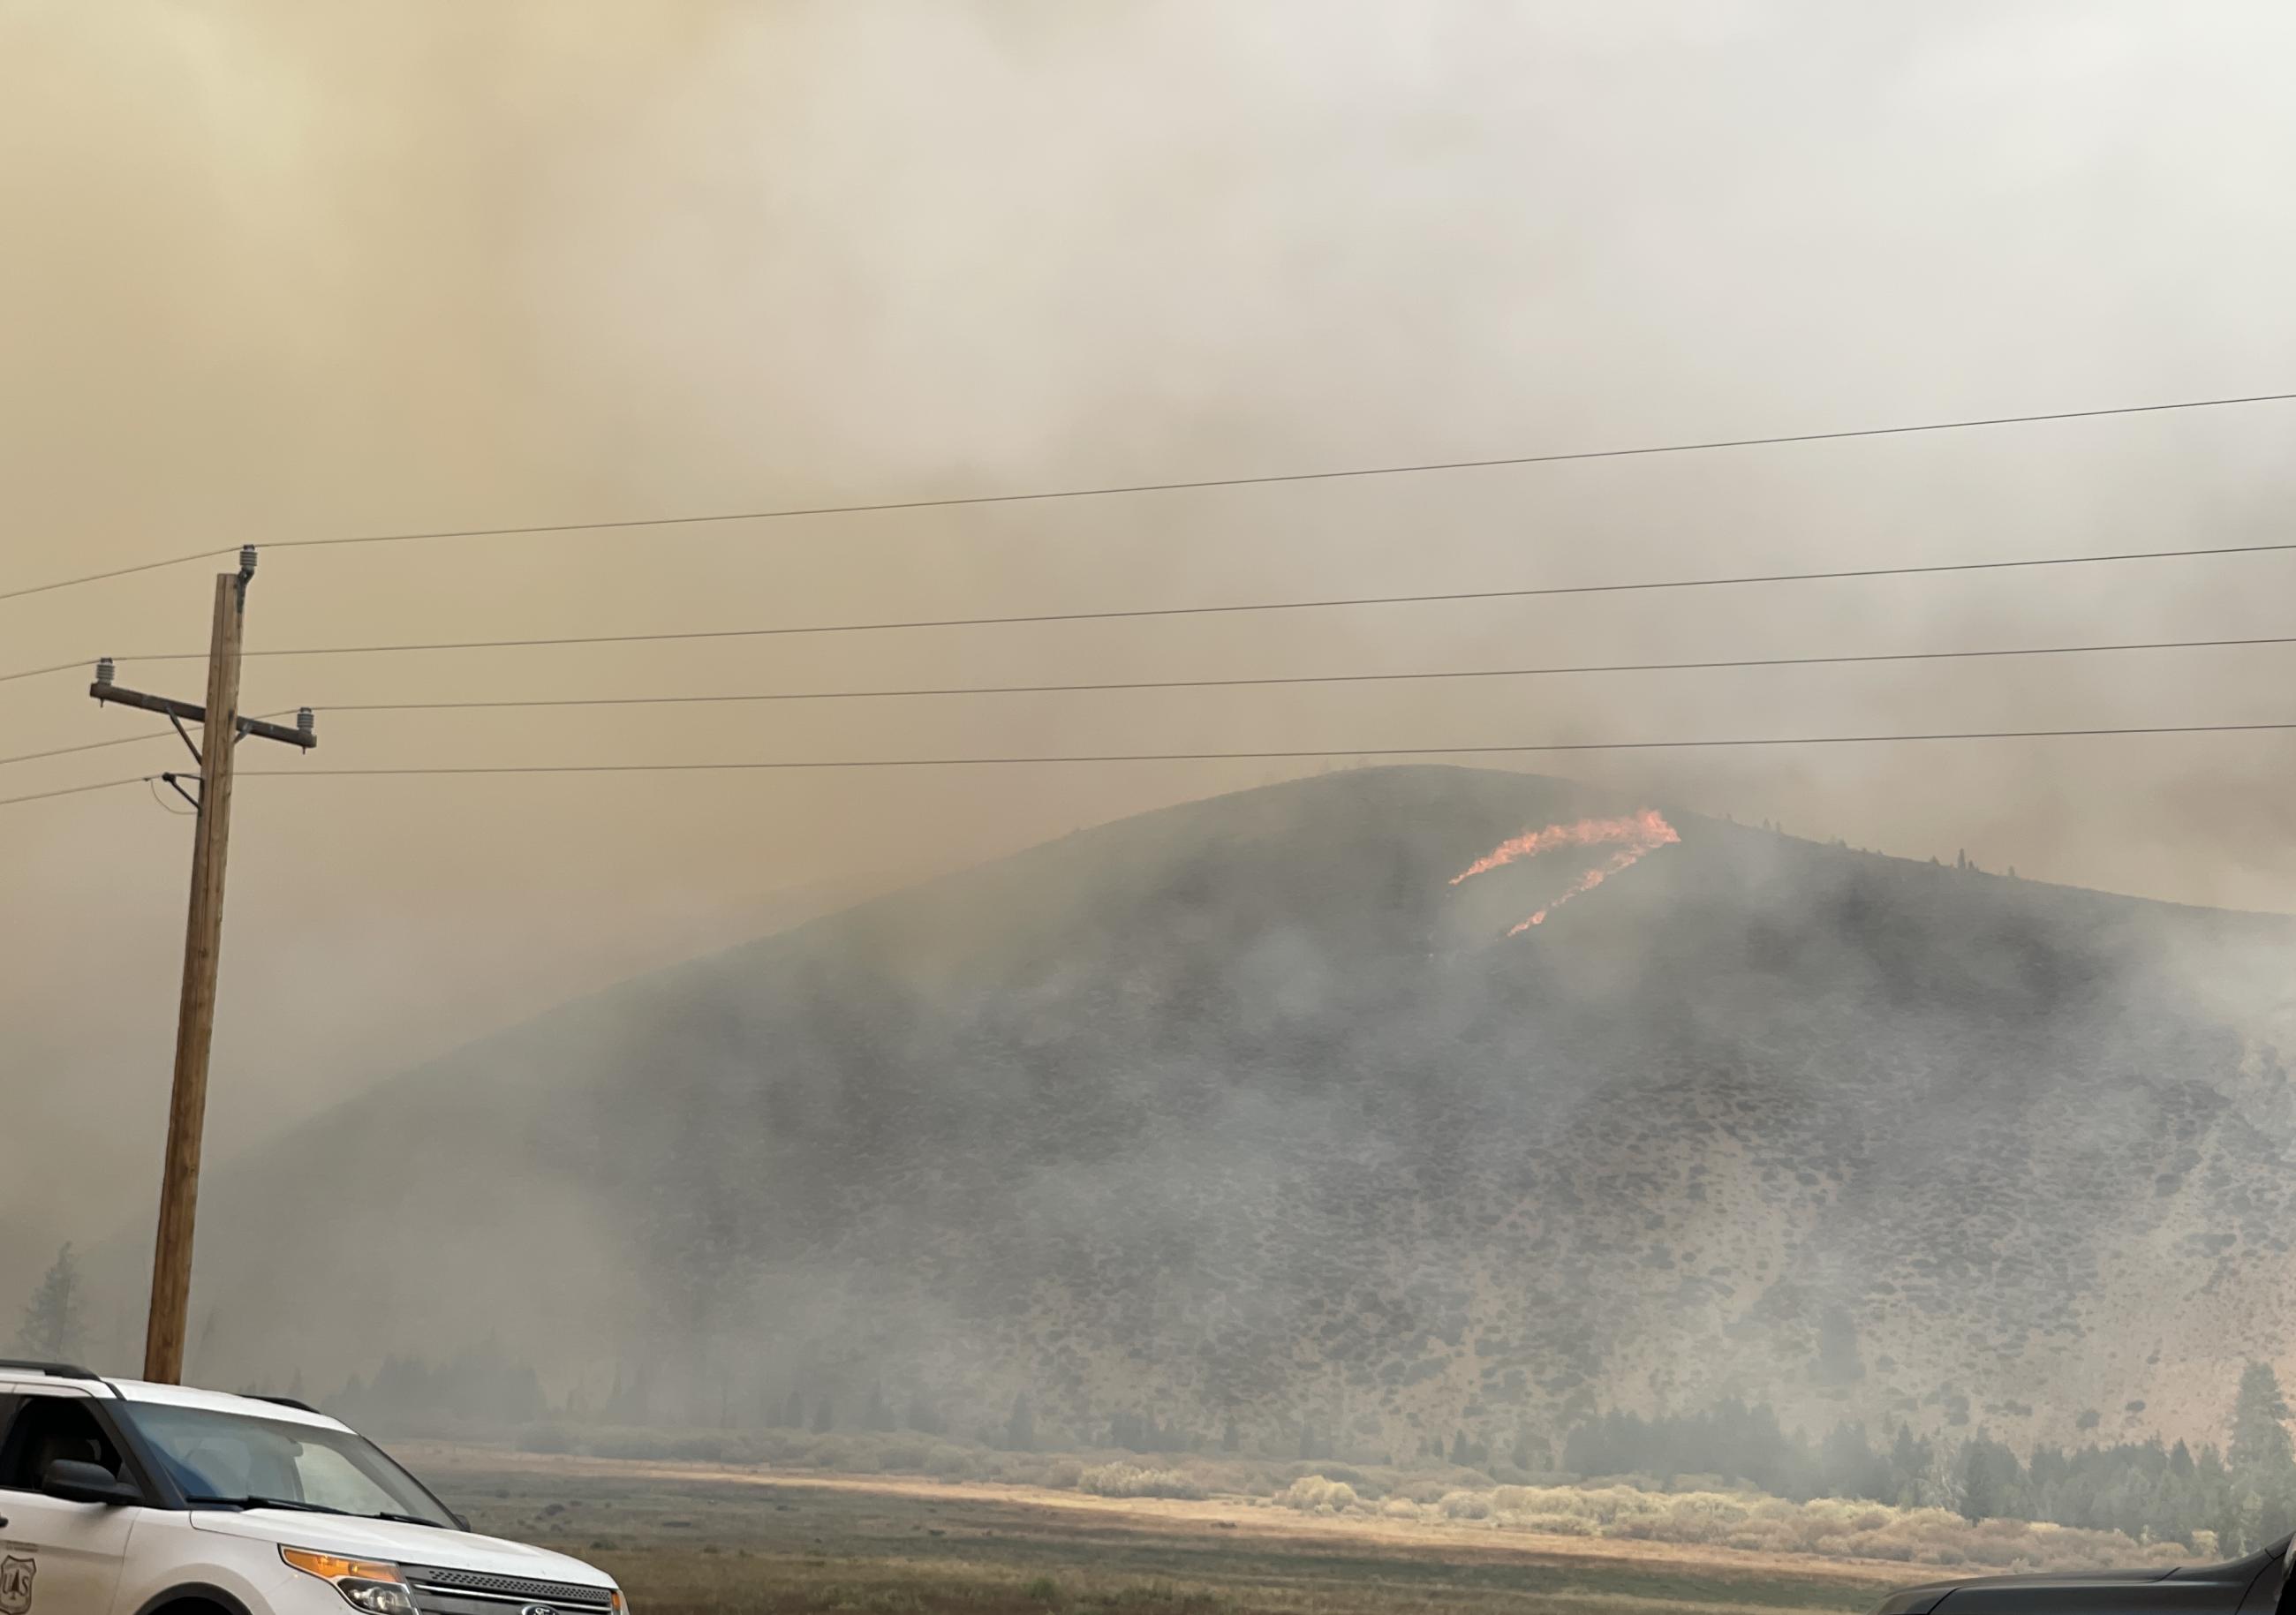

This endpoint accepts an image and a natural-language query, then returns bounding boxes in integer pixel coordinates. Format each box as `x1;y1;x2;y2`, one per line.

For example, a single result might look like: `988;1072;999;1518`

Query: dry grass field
408;1446;1916;1615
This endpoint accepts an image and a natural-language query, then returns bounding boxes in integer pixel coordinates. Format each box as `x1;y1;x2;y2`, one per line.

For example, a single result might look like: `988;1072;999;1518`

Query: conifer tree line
1564;1365;2296;1553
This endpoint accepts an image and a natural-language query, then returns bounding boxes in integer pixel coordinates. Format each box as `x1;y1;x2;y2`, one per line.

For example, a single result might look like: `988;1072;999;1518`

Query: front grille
404;1563;615;1612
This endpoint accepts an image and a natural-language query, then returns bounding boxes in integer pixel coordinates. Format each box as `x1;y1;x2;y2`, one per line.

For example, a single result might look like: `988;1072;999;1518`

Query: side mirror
42;1459;140;1506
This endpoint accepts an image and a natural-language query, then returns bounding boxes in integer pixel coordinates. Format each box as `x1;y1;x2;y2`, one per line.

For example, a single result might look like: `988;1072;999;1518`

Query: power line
45;534;2296;675
222;720;2296;773
302;633;2296;715
10;717;2291;811
0;731;176;768
0;658;97;688
0;549;237;608
257;391;2296;553
0;711;297;771
11;632;2282;767
0;774;151;809
10;388;2295;605
10;634;2283;772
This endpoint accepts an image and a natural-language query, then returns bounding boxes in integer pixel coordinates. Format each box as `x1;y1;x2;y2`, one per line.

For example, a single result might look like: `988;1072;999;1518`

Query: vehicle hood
1873;1566;2212;1615
188;1508;612;1587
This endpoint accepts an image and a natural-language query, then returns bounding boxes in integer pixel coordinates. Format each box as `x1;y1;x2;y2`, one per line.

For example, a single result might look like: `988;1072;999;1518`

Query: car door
0;1388;137;1615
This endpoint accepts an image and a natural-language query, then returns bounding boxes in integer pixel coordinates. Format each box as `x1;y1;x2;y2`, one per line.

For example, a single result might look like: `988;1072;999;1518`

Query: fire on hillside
1452;809;1680;933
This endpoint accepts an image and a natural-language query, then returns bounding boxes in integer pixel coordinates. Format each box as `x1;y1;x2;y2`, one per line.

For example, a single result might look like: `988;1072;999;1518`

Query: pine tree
1821;1422;1884;1499
1927;1437;1967;1520
2228;1362;2293;1476
15;1244;87;1361
1954;1432;2028;1522
2226;1362;2296;1549
1889;1424;1930;1506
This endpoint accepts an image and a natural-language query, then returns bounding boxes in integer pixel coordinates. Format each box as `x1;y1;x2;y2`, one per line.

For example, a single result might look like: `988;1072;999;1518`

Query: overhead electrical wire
6;632;2288;771
0;732;176;768
216;721;2296;774
12;533;2294;685
0;774;151;809
7;387;2293;606
8;719;2294;811
0;711;298;771
300;632;2296;716
247;391;2296;551
0;658;97;688
0;548;239;608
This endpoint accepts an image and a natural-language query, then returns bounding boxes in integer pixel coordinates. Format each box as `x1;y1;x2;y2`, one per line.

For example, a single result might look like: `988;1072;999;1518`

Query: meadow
412;1446;1937;1615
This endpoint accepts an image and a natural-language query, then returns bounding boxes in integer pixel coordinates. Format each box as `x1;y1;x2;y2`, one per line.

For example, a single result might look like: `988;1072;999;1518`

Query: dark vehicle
1872;1538;2295;1615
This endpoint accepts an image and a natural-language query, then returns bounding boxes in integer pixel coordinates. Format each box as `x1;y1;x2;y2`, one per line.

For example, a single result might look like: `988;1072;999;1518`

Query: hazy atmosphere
6;9;2296;1604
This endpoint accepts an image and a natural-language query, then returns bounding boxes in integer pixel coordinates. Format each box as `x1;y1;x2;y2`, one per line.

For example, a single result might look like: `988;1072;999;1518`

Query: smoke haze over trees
1563;1362;2296;1555
211;1341;2296;1554
37;766;2292;1536
11;1244;87;1362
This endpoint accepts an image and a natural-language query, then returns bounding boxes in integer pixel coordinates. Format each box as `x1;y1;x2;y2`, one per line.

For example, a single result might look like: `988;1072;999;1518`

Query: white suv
0;1361;624;1615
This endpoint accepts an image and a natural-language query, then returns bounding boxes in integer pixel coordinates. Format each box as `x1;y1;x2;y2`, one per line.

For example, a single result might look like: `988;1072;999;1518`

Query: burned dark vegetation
95;765;2287;1523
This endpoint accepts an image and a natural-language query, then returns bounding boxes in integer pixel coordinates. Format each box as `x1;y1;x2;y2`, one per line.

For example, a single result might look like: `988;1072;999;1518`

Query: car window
293;1443;410;1515
0;1393;122;1491
117;1402;455;1527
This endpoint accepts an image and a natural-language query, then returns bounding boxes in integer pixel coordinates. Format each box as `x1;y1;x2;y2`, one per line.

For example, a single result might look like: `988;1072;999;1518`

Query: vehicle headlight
611;1593;630;1615
280;1547;418;1615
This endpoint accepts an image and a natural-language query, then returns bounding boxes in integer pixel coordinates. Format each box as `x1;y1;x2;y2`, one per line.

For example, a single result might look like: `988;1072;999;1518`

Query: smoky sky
4;0;2296;1306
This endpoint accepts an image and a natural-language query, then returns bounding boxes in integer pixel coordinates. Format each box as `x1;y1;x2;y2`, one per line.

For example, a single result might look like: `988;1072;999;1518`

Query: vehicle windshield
117;1402;457;1528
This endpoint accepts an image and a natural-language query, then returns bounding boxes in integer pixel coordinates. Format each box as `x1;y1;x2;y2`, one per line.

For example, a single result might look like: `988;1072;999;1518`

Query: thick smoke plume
1;4;2293;1480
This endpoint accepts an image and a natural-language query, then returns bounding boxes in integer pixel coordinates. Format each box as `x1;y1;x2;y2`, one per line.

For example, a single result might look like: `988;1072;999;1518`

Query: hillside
150;766;2296;1461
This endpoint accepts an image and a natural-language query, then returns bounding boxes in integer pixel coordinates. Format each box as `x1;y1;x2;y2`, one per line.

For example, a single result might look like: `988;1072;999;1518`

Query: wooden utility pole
89;546;315;1383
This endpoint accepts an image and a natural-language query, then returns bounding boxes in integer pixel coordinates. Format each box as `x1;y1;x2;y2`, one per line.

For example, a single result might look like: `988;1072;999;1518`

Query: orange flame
1451;809;1679;936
